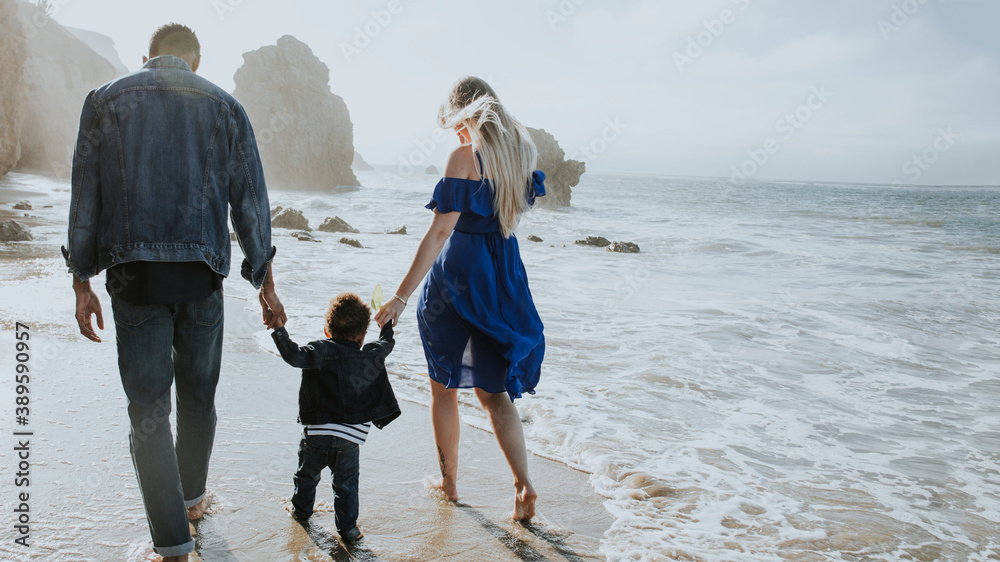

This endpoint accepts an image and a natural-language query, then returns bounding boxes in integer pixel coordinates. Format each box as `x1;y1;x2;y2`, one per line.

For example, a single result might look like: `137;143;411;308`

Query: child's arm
364;322;395;356
271;327;322;369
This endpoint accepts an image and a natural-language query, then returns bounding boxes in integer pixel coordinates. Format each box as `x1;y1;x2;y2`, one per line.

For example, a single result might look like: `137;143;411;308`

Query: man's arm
65;91;106;343
227;103;274;289
270;328;322;370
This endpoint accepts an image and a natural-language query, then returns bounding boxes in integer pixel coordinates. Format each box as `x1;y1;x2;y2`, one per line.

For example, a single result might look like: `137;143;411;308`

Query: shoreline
0;172;611;561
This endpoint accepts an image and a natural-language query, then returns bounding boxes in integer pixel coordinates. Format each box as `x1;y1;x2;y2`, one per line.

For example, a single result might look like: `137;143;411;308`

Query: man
63;24;284;562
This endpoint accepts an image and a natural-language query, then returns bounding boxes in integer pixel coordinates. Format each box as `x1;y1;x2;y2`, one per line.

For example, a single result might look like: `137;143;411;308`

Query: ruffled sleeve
426;178;495;216
527;170;546;207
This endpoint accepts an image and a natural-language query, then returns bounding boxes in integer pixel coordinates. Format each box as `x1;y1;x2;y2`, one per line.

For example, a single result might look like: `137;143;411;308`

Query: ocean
255;169;1000;560
3;169;999;560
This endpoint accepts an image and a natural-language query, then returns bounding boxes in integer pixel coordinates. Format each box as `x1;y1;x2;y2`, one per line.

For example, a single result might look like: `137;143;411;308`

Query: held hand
259;288;287;330
73;279;104;343
374;297;406;328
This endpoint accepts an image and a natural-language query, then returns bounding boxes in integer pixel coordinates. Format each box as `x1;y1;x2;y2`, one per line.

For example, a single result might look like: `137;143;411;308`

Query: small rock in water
339;237;364;248
575;236;611;247
608;241;640;254
292;231;320;242
272;208;310;231
0;220;33;242
386;226;407;235
13;200;31;210
319;216;359;233
526;234;543;242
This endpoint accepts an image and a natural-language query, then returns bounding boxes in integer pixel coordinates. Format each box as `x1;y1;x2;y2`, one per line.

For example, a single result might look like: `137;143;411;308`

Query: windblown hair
149;23;200;58
438;77;538;239
324;293;370;341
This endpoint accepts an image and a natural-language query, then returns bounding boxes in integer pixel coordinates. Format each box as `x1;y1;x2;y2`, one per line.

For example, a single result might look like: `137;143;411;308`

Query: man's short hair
325;293;371;341
149;23;200;58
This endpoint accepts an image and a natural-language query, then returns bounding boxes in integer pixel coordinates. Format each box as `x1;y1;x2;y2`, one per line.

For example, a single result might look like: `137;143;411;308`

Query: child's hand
264;308;285;330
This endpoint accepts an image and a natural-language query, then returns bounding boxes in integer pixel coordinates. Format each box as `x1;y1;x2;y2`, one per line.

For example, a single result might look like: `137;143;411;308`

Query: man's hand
72;277;104;343
259;288;286;330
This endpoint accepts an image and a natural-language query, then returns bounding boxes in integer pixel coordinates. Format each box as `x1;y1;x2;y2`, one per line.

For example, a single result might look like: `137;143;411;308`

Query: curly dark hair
149;23;200;58
325;293;371;341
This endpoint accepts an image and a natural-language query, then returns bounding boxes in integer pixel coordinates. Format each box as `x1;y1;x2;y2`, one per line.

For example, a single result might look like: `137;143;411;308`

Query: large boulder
528;128;585;208
233;36;359;191
318;216;358;233
16;2;117;177
352;151;374;171
0;220;32;242
272;208;310;230
0;0;27;177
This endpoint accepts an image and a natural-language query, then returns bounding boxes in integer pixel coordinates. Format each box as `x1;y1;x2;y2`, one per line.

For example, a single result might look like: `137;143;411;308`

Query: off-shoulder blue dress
416;169;547;401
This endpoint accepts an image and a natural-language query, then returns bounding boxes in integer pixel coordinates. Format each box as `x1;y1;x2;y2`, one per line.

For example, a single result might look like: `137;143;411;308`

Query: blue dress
416;169;547;401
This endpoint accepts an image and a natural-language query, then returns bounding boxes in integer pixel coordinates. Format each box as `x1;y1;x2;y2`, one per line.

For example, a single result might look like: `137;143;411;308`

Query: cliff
233;35;359;191
0;0;26;177
353;150;374;171
17;2;117;177
529;127;585;208
66;27;130;77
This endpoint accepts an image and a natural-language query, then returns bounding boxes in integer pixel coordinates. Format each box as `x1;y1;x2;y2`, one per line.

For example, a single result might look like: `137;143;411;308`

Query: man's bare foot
513;483;537;522
432;477;459;502
187;494;212;521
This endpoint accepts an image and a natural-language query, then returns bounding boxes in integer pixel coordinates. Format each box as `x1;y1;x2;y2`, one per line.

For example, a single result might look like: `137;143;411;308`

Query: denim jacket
63;56;275;288
272;323;401;428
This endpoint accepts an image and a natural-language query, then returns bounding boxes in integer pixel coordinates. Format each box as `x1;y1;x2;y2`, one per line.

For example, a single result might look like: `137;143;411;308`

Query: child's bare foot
187;494;212;521
513;483;536;522
432;477;459;502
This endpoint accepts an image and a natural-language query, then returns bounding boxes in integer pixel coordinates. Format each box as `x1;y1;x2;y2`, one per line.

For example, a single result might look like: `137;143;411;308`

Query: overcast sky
50;0;1000;185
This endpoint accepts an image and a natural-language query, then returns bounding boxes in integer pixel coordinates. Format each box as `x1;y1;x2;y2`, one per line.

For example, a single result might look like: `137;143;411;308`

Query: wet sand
0;177;611;561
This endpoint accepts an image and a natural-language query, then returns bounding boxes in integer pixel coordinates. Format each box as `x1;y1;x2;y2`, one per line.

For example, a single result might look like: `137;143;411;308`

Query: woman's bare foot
187;494;212;521
432;477;460;502
513;483;537;522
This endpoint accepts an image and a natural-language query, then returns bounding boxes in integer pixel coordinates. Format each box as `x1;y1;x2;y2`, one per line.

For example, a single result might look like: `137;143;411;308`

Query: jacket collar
331;337;362;349
143;55;192;72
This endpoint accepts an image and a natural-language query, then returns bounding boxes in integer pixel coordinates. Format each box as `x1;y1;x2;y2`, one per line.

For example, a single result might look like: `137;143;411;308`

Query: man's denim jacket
63;56;274;288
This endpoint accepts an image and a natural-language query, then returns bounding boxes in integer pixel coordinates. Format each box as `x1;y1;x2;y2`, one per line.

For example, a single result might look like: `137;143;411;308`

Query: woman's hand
374;297;406;328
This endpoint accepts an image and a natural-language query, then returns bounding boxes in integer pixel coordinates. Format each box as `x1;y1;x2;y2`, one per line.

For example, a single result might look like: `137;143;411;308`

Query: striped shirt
304;422;371;446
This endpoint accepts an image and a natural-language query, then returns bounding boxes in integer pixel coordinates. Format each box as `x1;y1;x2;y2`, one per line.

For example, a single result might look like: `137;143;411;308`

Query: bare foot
158;556;188;562
187;494;212;521
432;477;460;502
513;483;537;522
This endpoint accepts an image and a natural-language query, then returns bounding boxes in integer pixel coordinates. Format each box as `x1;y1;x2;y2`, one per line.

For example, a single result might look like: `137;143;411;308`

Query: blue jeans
109;287;224;557
291;433;361;532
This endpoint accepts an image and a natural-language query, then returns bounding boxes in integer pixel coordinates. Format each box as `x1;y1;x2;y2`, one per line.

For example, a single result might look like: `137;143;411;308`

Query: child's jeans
291;432;361;532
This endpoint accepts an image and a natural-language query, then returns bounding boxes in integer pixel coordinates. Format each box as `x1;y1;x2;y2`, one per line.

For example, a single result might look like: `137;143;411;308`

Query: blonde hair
438;77;538;239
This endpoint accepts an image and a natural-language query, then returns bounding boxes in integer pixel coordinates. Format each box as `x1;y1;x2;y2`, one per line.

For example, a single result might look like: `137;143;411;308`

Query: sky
46;0;1000;185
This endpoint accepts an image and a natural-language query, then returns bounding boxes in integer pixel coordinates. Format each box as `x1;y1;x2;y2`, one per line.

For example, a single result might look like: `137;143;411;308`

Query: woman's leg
430;379;460;500
475;388;537;521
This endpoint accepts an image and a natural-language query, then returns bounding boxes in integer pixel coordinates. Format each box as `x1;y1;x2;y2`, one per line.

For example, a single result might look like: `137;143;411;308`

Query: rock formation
576;236;611;247
526;234;543;243
353;151;374;171
425;165;439;175
318;216;358;233
608;241;640;254
66;27;130;77
17;2;117;177
339;237;363;248
271;208;310;230
528;128;585;208
386;226;406;235
12;200;31;210
0;220;32;242
233;36;359;191
0;0;27;177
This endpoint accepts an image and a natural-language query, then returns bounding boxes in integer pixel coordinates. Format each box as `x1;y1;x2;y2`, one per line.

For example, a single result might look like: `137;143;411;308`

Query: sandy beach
0;175;610;561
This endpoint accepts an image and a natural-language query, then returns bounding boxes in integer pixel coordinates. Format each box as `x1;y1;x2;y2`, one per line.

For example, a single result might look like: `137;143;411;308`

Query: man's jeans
109;287;224;557
291;433;361;533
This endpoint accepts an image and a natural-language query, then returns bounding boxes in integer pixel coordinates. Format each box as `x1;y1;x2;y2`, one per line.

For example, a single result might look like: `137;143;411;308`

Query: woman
374;76;546;521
